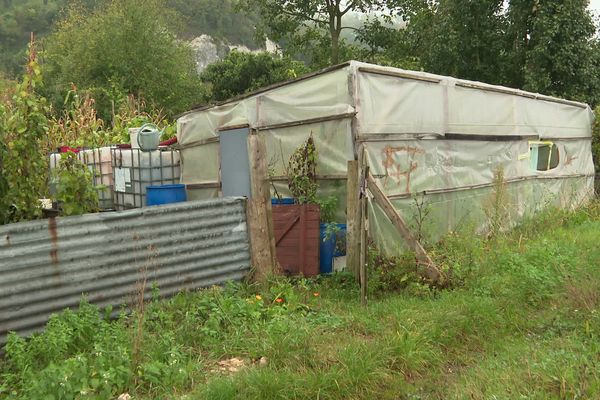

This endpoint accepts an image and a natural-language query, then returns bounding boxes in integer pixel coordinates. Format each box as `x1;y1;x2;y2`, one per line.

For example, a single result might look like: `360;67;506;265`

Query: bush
41;0;205;122
52;151;99;216
200;51;309;102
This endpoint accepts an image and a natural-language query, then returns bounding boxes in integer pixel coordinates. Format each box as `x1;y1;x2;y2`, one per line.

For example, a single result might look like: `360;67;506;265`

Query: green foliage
200;51;309;102
484;166;510;237
1;300;133;399
108;95;176;144
354;17;422;70
0;0;73;77
41;0;206;121
0;49;49;224
416;0;508;84
48;88;111;150
315;195;337;223
367;246;433;296
52;151;99;216
286;134;318;204
315;195;339;242
509;0;600;105
238;0;394;66
0;74;16;103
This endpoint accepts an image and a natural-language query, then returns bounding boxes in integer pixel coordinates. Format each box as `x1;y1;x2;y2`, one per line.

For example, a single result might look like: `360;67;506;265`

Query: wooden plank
353;145;366;282
273;231;320;241
346;160;359;278
247;132;277;281
359;196;367;306
176;136;219;150
274;212;300;244
185;182;221;189
256;112;357;131
358;66;441;84
217;123;250;132
359;164;369;306
268;174;347;182
366;174;442;284
299;205;306;276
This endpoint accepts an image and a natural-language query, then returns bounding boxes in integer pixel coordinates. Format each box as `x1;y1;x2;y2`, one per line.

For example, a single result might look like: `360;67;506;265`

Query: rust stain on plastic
382;145;425;193
565;155;578;166
48;217;59;268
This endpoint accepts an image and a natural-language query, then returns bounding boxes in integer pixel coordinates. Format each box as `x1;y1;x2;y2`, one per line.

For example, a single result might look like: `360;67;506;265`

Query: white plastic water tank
111;147;181;210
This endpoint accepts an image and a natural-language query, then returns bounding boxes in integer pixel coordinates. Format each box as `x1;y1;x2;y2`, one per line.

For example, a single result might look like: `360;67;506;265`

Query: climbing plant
52;152;99;216
287;134;318;204
0;44;50;224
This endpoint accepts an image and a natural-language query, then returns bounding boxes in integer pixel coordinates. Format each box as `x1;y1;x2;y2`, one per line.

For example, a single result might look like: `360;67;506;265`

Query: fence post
346;160;359;278
359;164;369;306
247;132;277;281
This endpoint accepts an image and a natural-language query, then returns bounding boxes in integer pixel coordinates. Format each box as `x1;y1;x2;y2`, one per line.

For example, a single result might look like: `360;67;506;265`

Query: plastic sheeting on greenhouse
177;61;595;255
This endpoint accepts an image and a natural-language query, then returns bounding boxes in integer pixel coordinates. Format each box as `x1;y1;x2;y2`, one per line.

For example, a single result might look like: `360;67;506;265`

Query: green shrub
0;48;49;224
52;151;99;216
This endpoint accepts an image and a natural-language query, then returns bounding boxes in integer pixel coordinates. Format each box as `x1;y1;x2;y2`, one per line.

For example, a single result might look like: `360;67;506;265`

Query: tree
507;0;600;105
200;51;309;102
238;0;394;66
41;0;205;121
0;0;64;76
354;2;428;69
415;0;507;84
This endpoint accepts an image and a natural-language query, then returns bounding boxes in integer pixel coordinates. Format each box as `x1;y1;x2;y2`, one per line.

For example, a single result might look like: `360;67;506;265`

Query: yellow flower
255;295;262;300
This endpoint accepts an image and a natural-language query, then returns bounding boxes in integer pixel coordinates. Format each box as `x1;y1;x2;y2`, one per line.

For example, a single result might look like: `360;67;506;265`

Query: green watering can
137;123;164;152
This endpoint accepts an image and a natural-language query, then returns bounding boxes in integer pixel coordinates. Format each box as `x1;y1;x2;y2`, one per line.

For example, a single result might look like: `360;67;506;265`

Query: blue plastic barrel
319;223;336;274
320;223;348;274
146;184;187;206
271;198;295;205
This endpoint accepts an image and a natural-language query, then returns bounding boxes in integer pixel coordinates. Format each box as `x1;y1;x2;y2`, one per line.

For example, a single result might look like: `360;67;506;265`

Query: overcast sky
592;0;600;14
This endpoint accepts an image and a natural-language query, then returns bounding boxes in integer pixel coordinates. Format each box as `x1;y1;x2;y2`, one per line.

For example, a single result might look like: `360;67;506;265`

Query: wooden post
366;174;442;284
359;165;369;306
346;160;359;278
247;132;277;281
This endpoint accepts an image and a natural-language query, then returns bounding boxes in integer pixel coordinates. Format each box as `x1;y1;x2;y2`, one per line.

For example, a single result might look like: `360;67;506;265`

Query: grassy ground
2;205;600;399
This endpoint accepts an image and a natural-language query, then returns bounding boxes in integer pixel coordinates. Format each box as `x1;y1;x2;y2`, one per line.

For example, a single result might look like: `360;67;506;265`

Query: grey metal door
220;127;252;197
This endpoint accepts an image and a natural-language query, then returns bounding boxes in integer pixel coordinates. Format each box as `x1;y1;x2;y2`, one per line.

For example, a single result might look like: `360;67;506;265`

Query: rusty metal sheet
0;198;250;346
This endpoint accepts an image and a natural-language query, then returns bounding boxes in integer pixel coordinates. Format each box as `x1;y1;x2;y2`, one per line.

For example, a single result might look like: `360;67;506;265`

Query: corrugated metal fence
0;198;251;346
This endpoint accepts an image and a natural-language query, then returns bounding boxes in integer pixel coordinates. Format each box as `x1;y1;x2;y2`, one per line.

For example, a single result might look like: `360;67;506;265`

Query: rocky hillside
190;35;278;73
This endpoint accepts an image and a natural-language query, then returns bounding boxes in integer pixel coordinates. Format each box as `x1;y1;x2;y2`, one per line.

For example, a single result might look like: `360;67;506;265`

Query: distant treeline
0;0;261;77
